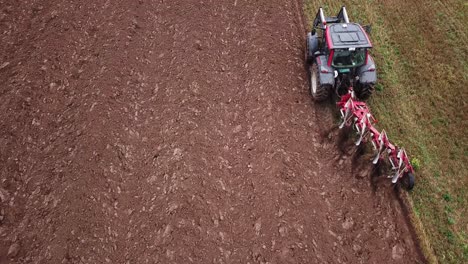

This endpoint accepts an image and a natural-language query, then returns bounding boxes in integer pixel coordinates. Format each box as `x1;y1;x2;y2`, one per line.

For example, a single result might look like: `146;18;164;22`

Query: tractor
305;6;376;101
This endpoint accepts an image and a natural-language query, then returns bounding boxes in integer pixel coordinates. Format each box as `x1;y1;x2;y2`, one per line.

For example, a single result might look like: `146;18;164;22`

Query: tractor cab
327;23;372;72
305;6;377;101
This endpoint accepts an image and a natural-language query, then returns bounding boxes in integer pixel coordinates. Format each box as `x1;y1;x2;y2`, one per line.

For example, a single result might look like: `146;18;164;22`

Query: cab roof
326;23;372;49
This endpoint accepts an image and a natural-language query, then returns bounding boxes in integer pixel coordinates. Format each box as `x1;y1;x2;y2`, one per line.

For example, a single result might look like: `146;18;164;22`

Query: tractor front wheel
308;63;331;102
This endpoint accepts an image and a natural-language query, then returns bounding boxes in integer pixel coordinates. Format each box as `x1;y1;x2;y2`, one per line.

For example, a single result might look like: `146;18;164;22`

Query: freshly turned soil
0;0;424;263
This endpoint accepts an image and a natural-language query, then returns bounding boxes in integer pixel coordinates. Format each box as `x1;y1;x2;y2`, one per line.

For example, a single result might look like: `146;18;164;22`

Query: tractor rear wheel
355;83;374;100
308;63;331;102
305;39;313;64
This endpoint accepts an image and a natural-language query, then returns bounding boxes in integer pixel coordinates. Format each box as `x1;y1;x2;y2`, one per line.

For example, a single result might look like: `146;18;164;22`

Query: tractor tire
308;63;331;102
305;39;313;64
355;83;374;100
401;172;415;191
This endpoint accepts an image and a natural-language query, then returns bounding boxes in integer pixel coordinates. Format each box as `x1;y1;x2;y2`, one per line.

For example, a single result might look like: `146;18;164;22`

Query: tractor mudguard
307;32;319;58
315;55;335;87
357;55;377;84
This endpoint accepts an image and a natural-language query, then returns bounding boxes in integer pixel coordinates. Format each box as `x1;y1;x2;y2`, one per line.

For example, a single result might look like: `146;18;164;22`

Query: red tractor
306;6;376;101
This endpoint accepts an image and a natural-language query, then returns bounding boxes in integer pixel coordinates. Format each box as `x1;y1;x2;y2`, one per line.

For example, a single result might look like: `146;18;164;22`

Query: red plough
338;88;415;189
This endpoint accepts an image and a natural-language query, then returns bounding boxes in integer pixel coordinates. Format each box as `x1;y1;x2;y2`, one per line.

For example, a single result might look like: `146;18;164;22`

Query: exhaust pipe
319;7;326;26
342;7;350;23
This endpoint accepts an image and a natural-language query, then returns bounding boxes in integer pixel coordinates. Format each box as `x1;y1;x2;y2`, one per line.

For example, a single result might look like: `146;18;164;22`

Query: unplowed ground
0;0;424;263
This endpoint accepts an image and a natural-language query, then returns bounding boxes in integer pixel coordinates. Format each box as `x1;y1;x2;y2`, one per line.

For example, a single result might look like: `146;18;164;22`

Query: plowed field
0;0;424;263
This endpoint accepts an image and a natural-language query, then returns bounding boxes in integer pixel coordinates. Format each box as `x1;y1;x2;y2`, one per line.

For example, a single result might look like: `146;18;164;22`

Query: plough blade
391;170;400;183
355;122;365;146
336;88;415;188
372;151;380;165
372;130;387;164
339;98;354;129
397;149;404;168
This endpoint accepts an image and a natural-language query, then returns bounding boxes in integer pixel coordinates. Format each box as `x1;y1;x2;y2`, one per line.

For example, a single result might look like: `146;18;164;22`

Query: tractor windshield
332;49;366;68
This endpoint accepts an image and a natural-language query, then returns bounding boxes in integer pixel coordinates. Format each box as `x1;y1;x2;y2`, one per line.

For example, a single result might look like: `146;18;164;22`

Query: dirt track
0;0;424;263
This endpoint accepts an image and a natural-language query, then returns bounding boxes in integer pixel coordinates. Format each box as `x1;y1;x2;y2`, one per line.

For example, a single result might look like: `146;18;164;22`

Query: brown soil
0;0;425;263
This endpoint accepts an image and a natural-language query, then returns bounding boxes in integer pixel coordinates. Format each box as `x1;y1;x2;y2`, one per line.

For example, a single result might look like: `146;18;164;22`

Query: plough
305;6;415;189
338;88;415;189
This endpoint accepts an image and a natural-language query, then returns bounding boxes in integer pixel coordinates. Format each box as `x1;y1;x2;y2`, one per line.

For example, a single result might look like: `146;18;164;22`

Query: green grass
305;0;467;263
